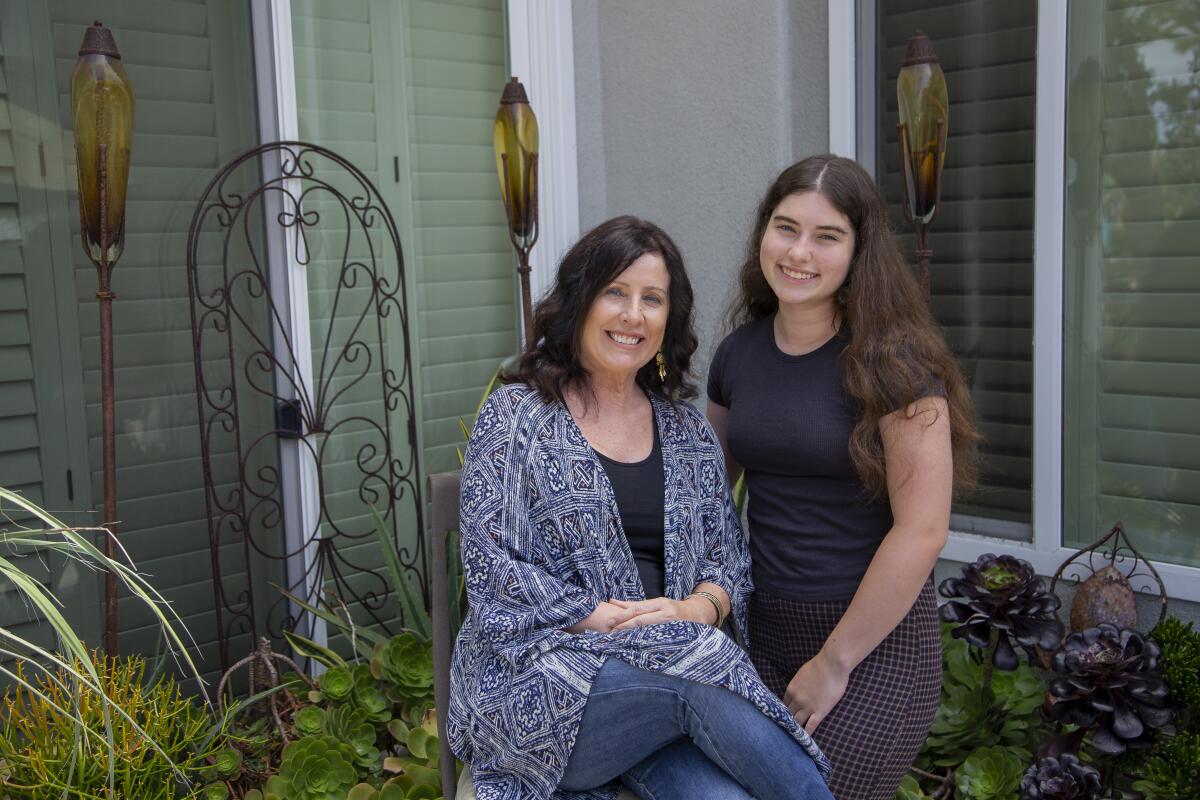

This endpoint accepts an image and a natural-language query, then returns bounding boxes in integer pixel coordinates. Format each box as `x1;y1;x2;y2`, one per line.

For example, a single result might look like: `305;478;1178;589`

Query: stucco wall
573;0;829;371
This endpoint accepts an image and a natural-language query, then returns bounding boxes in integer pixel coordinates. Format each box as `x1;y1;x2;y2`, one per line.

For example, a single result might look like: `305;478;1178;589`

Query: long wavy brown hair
508;215;698;406
727;155;979;497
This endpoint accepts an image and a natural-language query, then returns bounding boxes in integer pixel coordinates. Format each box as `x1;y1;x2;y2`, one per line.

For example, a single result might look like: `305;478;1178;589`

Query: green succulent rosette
371;632;435;702
271;734;360;800
327;704;382;770
294;705;327;736
200;783;231;800
353;682;394;724
319;665;355;702
955;746;1026;800
211;747;243;778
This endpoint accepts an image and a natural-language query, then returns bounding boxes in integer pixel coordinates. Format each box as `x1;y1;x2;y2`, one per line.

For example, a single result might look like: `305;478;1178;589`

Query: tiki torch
896;31;948;295
71;21;134;654
493;78;539;349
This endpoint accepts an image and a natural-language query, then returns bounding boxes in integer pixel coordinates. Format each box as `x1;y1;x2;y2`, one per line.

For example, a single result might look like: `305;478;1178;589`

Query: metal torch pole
97;142;119;655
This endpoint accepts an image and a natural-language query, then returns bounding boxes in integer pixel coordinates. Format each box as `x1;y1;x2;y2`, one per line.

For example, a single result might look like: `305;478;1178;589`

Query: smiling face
759;190;856;314
578;252;670;386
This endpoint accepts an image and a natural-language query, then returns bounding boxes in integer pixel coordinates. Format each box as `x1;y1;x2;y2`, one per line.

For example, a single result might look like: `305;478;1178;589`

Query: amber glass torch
493;78;539;349
71;21;134;654
896;32;948;295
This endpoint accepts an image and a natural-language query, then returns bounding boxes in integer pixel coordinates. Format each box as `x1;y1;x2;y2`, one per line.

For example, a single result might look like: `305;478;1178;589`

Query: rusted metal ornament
1069;564;1137;632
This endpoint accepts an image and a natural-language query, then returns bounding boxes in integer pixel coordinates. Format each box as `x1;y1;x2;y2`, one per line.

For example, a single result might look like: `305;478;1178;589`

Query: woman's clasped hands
567;596;718;633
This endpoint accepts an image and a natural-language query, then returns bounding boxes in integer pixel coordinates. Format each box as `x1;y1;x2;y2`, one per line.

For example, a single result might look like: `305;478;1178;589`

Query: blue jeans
558;658;832;800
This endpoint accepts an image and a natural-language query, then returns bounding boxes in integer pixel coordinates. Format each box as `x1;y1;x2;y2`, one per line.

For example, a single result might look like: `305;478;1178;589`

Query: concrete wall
573;0;830;371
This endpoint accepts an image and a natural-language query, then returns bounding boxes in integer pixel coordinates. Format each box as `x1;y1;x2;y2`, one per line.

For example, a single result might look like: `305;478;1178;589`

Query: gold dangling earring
656;351;667;382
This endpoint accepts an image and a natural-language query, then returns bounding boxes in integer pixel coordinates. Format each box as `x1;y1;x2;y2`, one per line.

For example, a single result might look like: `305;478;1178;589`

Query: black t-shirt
707;316;897;602
595;422;666;598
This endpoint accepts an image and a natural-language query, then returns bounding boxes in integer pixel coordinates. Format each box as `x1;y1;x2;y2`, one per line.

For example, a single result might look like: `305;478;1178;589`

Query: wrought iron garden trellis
187;141;424;670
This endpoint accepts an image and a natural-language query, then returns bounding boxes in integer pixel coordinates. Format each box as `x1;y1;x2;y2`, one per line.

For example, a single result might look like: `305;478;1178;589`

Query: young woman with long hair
706;155;980;800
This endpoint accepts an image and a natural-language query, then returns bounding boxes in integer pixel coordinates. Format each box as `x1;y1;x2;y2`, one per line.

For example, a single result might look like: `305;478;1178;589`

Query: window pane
875;0;1039;539
1064;1;1200;567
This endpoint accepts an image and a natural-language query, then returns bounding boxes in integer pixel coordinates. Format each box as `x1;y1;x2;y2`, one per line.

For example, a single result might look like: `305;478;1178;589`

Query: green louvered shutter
46;0;262;681
0;2;99;656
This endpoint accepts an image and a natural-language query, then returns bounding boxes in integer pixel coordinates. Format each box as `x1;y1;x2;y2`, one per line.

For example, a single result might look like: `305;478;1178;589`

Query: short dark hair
507;215;698;404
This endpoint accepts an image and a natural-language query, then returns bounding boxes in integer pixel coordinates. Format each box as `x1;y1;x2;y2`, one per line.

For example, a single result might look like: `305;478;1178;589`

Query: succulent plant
211;746;243;778
919;625;1044;769
267;734;360;800
1047;624;1173;755
326;704;381;771
1131;731;1200;800
382;710;446;798
1149;616;1200;709
295;705;327;735
353;682;394;724
1018;754;1102;800
347;782;409;800
895;774;933;800
318;665;355;703
939;554;1064;670
200;783;231;800
954;746;1026;800
371;632;435;703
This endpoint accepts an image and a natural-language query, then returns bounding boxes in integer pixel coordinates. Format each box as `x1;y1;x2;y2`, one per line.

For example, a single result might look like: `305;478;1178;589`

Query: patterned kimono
447;384;830;799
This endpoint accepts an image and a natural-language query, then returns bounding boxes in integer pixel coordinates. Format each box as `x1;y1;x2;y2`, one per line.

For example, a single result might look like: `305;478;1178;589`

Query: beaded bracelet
688;589;725;627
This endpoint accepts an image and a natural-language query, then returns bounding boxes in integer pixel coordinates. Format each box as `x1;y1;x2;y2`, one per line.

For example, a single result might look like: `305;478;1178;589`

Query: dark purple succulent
1018;754;1102;800
1047;624;1173;755
939;553;1064;670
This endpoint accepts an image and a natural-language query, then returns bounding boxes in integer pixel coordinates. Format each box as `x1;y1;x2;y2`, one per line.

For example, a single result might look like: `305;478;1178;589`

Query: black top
595;421;666;598
708;316;903;601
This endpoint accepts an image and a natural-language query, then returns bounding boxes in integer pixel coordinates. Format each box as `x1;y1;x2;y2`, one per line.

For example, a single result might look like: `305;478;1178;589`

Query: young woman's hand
784;651;851;734
567;600;649;633
608;596;716;630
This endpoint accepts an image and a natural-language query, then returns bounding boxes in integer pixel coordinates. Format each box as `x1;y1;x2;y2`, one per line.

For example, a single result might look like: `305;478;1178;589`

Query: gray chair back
428;470;461;800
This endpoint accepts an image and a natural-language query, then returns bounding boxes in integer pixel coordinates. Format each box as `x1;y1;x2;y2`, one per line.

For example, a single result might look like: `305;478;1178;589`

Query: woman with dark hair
707;156;980;799
448;215;834;800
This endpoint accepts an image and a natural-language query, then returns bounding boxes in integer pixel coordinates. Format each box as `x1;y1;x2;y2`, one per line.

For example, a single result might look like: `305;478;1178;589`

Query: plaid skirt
748;582;941;800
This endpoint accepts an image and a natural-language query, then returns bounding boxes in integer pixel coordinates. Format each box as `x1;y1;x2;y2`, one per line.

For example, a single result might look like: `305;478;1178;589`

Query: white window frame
251;0;327;651
834;1;1200;603
505;0;582;324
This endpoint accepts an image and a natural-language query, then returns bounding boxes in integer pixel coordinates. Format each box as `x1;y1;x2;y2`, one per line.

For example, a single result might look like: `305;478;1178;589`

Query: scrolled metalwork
187;141;424;670
1050;521;1168;628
